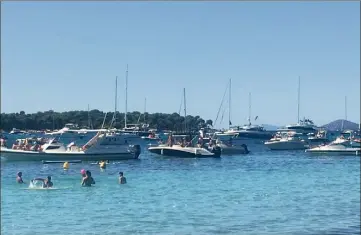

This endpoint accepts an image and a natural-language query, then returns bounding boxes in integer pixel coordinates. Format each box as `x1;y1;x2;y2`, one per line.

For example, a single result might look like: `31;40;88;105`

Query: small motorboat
148;144;222;158
265;131;308;150
306;135;361;156
206;139;250;155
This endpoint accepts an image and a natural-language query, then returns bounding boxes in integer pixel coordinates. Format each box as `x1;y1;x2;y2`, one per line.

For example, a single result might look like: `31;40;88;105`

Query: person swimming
32;176;53;188
16;172;25;184
81;170;95;187
119;172;127;184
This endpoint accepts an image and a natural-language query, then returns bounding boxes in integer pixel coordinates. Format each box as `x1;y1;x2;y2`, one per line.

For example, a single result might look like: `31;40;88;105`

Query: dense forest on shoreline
0;110;213;132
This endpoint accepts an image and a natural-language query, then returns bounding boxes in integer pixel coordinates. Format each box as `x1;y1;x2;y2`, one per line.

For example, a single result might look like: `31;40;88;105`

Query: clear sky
2;1;360;127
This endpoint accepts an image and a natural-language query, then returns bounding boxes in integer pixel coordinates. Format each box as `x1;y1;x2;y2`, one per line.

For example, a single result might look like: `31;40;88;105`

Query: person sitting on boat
81;170;95;187
16;172;25;184
32;176;53;188
119;172;127;184
31;142;41;151
197;137;204;148
167;134;174;147
0;138;7;148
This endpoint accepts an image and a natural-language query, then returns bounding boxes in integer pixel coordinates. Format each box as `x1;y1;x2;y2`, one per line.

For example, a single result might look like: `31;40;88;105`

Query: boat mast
297;76;301;124
345;96;347;121
110;76;118;128
144;97;147;123
87;104;92;129
248;92;252;125
183;88;187;132
125;65;128;129
342;96;347;131
228;78;231;129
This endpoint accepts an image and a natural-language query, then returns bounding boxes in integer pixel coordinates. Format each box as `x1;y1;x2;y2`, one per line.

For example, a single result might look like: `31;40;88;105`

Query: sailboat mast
183;88;187;132
125;65;128;128
144;97;147;123
87;104;90;128
228;78;231;129
297;76;300;124
248;92;252;125
345;96;347;121
110;76;118;128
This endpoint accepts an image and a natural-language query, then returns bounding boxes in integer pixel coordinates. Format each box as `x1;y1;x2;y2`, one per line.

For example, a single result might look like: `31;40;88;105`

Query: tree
0;110;213;132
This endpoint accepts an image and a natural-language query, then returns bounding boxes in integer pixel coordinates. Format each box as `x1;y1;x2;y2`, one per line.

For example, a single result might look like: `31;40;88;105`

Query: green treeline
0;110;213;131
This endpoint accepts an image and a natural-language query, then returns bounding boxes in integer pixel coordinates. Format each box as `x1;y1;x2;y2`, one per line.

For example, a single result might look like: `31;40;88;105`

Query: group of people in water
16;166;127;188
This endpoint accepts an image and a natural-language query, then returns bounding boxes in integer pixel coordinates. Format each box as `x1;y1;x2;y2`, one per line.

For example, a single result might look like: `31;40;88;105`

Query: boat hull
264;141;307;150
305;147;360;156
1;149;140;162
148;146;221;158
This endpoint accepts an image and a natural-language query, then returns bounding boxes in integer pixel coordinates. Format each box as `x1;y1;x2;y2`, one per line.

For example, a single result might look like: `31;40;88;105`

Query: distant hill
322;119;360;131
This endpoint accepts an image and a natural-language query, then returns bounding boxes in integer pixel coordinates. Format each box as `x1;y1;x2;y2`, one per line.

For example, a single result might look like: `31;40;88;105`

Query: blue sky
2;2;360;127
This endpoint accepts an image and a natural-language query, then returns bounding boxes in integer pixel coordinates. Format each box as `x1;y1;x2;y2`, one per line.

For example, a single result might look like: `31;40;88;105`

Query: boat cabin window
46;145;61;150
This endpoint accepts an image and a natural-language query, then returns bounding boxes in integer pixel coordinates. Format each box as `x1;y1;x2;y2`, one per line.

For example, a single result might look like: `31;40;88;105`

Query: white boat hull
264;140;307;150
305;145;360;156
0;147;140;161
148;145;221;158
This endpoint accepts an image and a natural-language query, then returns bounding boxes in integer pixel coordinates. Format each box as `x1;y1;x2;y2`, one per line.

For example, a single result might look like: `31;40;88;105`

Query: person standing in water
99;160;106;170
119;172;127;184
81;170;95;187
32;176;53;188
16;172;25;184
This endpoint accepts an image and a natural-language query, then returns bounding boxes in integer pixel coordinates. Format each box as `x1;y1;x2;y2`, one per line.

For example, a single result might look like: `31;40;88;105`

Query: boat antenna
125;65;128;129
297;76;300;124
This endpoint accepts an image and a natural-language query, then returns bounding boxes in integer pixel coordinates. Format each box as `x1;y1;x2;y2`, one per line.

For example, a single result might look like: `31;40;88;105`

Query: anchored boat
0;131;141;161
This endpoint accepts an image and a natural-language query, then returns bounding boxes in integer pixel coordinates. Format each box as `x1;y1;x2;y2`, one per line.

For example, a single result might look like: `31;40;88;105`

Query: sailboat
213;80;272;150
265;76;312;150
148;88;222;158
119;65;151;137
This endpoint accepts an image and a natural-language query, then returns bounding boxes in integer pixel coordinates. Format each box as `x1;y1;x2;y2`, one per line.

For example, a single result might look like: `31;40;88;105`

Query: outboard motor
211;146;222;158
241;144;250;154
132;144;141;159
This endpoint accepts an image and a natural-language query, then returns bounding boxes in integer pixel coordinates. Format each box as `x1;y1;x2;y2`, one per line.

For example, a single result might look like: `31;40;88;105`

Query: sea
1;133;360;235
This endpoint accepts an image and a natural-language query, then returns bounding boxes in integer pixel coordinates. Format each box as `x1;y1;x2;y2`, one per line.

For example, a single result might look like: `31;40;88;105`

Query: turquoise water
1;149;360;235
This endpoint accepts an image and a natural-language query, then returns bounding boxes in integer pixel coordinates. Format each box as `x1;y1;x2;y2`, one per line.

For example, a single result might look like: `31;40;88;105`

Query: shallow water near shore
1;149;360;235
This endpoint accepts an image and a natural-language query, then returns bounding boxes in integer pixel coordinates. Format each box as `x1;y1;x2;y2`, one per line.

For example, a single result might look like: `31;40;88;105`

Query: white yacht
9;128;27;135
305;135;360;156
278;118;318;135
0;131;141;161
264;131;308;150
